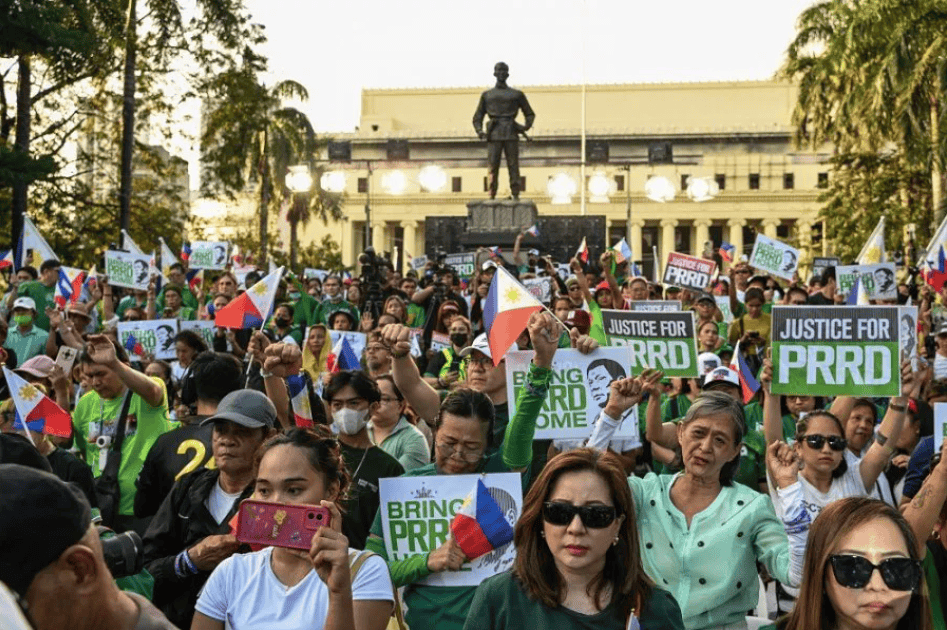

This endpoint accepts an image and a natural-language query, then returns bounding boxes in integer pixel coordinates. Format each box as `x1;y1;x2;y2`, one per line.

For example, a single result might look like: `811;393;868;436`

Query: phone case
234;500;331;550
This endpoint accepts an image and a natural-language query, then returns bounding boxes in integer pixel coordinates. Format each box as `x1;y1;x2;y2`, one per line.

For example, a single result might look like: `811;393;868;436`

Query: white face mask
333;407;370;435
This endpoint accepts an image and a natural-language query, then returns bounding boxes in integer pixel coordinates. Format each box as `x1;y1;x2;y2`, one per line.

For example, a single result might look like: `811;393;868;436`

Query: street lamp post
285;164;314;269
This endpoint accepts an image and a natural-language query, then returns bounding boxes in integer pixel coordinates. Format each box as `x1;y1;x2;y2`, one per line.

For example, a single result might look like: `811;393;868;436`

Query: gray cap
459;333;492;360
202;389;277;429
696;292;716;305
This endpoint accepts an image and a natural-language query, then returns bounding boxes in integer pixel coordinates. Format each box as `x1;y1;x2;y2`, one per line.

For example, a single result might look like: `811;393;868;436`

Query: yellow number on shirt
175;439;207;481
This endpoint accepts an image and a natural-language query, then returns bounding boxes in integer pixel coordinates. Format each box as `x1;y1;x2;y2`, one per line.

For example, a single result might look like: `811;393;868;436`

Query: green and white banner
749;234;799;281
935;404;946;452
600;309;699;377
180;320;215;350
117;318;179;360
837;263;898;301
506;348;641;443
811;257;840;280
379;473;521;587
105;250;151;290
303;268;329;281
770;306;900;397
189;241;229;270
444;253;476;281
626;300;681;312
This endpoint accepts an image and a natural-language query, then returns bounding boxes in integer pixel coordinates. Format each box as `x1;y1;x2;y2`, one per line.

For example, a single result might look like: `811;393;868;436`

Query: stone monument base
465;199;538;233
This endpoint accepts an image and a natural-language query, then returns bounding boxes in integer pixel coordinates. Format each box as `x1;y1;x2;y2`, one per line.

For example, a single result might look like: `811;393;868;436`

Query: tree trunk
258;129;269;264
119;0;137;235
11;55;31;253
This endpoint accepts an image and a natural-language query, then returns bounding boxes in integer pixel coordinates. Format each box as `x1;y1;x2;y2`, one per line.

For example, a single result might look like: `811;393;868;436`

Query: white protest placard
935;404;947;453
555;263;571;281
837;263;898;301
379;473;522;587
105;250;152;290
188;241;229;270
715;296;734;324
117;319;179;360
328;330;366;360
663;252;716;291
626;300;681;312
749;234;799;281
430;331;450;353
303;268;329;281
898;306;918;369
180;320;216;350
522;277;553;304
408;329;423;358
411;255;429;271
506;348;641;442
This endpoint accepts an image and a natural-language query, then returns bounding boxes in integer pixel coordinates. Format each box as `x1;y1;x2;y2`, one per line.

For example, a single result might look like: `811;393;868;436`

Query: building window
681;174;690;191
783;173;795;190
519;176;526;192
817;172;829;188
615;175;625;192
714;174;726;191
748;173;760;190
452;176;462;193
357;177;368;194
777;222;790;240
483;176;489;192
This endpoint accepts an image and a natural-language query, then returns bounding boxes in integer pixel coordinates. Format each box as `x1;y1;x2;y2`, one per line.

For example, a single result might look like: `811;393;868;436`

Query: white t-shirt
204;480;243;525
934;353;947;380
768;449;869;521
195;547;393;630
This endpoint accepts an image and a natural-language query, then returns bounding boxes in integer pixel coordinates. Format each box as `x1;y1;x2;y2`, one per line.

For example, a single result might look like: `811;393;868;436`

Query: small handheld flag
729;342;761;404
186;268;204;291
3;367;72;438
719;242;735;263
857;216;886;265
84;265;98;291
54;267;87;308
576;237;589;263
488;246;502;257
450;479;514;561
124;333;145;356
611;238;633;264
482;266;543;365
181;243;192;262
328;335;361;372
0;249;13;270
215;267;284;329
525;224;539;237
286;375;314;428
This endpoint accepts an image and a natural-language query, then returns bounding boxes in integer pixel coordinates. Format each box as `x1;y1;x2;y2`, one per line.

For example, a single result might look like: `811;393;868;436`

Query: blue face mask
288;291;301;301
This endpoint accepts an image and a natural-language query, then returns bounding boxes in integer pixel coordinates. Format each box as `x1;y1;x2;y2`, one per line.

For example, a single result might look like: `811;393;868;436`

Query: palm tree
285;167;343;269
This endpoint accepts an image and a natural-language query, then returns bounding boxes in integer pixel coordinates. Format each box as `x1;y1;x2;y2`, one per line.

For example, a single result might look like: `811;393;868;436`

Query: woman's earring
612;536;619;546
540;531;545;539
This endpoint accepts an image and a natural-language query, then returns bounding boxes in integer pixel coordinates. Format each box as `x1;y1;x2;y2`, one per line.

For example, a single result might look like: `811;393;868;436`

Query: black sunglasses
802;434;847;452
829;555;921;591
542;502;617;529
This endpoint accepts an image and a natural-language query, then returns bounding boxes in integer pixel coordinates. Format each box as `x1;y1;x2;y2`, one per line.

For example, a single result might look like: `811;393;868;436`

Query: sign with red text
662;252;716;292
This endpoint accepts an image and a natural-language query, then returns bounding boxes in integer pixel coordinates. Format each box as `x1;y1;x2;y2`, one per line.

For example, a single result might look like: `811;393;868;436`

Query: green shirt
732;429;767;490
73;378;171;516
16;281;55;330
156;285;198;312
116;295;146;319
369;417;431;472
464;571;684;630
4;325;49;366
406;303;426;328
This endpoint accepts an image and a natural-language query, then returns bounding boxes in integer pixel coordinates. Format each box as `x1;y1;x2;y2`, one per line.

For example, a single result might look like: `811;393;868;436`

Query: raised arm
381;323;441;422
902;442;947;557
859;361;912;492
760;357;784;447
600;251;622;308
85;334;164;407
570;258;592;305
643;371;678;449
759;441;811;588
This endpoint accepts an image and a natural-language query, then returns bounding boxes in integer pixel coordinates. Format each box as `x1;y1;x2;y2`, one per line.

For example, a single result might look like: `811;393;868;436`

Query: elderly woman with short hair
589;384;811;630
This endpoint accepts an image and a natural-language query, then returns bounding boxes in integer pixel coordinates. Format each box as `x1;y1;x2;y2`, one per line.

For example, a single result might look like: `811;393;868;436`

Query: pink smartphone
234;499;331;550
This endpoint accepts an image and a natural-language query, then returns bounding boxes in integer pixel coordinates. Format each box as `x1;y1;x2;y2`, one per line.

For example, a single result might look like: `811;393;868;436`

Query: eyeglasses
829;555;921;591
802;434;847;451
434;441;483;463
542;502;618;529
466;355;494;368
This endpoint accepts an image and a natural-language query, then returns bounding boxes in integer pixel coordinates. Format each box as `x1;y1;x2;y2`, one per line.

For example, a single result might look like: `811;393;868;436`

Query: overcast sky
244;0;819;133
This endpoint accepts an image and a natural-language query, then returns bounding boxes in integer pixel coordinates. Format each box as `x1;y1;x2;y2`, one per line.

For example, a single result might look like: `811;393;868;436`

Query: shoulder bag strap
103;391;133;478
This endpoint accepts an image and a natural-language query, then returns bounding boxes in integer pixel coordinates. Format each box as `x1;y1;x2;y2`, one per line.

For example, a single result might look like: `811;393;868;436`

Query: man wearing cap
142;389;277;629
0;464;178;630
4;296;49;367
73;335;170;533
16;259;60;331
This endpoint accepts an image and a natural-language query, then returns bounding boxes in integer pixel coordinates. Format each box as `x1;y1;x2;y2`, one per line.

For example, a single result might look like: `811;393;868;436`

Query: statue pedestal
460;199;538;248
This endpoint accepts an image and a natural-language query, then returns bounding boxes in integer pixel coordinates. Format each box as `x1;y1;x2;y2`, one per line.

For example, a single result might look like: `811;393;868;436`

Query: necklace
350;446;370;483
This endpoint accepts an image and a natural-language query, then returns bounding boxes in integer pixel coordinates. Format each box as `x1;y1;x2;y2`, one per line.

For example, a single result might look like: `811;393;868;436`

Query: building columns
371;221;386;254
660;219;678;262
728;219;747;258
694;219;712;257
628;219;644;261
762;218;780;239
400;220;418;270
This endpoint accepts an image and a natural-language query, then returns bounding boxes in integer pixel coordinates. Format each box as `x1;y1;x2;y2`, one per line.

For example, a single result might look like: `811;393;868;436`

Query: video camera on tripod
357;247;389;321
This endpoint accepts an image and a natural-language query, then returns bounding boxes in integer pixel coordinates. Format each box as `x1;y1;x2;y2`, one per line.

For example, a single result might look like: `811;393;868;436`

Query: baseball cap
528;249;540;257
696;293;716;305
937;321;947;337
15;355;55;379
565;275;580;287
565;310;591;336
594;280;610;294
12;297;36;312
459;333;492;360
0;464;93;596
697;352;722;376
202;389;277;429
664;285;682;294
702;366;741;390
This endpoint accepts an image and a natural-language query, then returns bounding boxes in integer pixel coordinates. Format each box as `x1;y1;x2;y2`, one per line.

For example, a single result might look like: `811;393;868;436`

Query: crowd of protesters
1;227;946;630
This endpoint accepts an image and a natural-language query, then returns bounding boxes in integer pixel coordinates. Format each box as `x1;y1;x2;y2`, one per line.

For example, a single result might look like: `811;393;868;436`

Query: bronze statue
472;62;535;200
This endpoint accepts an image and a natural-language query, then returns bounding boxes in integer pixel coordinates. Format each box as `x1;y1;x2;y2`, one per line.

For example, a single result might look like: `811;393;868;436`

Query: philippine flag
482;266;543;365
3;367;72;438
286;374;314;428
927;246;947;291
611;238;633;264
729;342;761;404
0;249;13;270
327;336;361;373
575;237;589;263
525;224;540;237
84;265;98;291
54;266;87;307
450;479;514;561
846;277;870;306
124;333;145;357
186;268;204;291
215;267;284;329
488;246;502;257
181;243;192;262
719;242;735;263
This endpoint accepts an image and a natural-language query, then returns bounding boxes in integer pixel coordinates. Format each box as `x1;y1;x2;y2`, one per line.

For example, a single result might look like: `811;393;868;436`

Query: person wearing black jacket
134;352;242;522
142;389;277;629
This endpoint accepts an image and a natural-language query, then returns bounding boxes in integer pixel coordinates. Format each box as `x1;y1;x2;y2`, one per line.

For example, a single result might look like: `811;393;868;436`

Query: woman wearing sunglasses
464;448;684;629
587;384;811;630
772;497;930;630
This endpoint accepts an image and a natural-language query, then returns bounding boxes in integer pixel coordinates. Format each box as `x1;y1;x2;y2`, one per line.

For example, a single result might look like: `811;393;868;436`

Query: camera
357;247;389;321
96;435;112;449
96;527;144;578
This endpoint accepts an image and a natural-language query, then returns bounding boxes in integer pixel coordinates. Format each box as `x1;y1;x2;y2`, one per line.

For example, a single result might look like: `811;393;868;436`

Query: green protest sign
506;348;641;442
836;264;897;300
180;320;215;350
770;306;900;397
116;319;179;360
105;250;151;290
379;473;522;587
189;241;229;270
749;234;799;281
444;253;476;280
600;309;699;377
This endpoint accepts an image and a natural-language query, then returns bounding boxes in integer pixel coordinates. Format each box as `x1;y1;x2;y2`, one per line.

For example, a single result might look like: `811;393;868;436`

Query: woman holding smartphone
191;428;395;630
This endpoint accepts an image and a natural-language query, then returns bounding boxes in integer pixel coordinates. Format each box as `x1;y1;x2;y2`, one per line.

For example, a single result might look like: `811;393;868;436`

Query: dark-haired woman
191;427;395;630
364;312;564;630
771;497;931;630
465;448;684;629
590;384;812;630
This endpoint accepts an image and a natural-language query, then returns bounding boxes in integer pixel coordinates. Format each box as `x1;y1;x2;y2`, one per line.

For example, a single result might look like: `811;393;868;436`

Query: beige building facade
246;80;833;272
